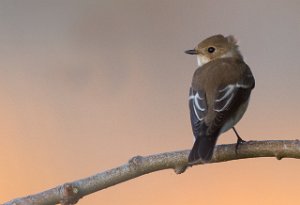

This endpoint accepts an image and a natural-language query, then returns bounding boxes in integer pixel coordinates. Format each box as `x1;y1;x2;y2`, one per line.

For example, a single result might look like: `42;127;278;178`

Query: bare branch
3;140;300;205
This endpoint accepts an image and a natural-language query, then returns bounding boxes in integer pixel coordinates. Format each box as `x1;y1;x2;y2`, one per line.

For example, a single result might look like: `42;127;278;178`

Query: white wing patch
193;103;203;121
214;79;253;112
214;93;234;112
214;84;237;112
215;84;235;102
189;92;206;121
194;93;205;111
236;83;251;89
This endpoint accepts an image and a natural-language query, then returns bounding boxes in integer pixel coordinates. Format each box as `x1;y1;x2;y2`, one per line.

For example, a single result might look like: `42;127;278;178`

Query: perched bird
185;34;255;164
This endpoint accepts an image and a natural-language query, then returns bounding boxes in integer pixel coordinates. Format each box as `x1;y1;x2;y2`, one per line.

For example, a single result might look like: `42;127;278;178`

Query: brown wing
190;58;255;137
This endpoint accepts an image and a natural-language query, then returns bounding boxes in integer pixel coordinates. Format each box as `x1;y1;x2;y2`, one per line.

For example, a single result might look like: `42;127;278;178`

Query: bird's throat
197;55;210;67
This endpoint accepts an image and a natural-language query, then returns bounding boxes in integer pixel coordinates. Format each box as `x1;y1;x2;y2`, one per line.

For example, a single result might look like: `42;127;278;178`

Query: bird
185;34;255;164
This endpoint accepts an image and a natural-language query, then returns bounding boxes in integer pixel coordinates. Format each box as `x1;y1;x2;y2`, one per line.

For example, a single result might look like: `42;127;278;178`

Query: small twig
2;140;300;205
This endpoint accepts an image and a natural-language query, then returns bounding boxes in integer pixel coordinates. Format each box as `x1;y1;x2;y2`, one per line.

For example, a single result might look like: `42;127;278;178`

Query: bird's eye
207;47;215;53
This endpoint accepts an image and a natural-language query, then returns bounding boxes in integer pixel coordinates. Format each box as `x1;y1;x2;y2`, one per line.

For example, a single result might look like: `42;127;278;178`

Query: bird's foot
232;127;246;155
235;136;246;155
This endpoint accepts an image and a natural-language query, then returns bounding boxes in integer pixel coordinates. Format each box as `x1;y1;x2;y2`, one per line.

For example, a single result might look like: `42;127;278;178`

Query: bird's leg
232;127;246;154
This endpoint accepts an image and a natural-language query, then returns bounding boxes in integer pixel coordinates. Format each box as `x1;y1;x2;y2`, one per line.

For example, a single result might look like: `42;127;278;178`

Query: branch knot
128;155;144;170
59;183;81;205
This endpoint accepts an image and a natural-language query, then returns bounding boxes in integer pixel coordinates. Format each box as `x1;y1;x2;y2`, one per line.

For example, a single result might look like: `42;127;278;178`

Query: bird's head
185;34;242;67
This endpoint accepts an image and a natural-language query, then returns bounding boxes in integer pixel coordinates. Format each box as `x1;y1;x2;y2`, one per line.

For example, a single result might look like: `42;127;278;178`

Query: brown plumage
185;34;255;164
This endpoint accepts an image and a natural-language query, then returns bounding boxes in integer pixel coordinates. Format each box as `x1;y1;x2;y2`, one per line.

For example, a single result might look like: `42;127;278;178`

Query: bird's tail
188;133;219;164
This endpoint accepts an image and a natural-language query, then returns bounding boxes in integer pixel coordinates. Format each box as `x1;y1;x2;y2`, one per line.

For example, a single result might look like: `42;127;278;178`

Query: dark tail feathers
188;134;219;164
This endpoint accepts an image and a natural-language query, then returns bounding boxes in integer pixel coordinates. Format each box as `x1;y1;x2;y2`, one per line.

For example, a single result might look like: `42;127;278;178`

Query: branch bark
3;140;300;205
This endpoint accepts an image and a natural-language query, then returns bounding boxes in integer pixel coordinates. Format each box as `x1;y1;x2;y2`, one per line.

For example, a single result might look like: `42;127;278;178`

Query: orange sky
1;1;300;204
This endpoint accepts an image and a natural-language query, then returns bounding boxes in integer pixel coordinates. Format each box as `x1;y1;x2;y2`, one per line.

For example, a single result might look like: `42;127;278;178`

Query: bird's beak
184;49;198;55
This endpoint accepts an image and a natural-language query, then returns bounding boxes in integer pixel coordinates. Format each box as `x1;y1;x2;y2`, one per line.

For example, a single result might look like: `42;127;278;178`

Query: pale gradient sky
1;1;300;204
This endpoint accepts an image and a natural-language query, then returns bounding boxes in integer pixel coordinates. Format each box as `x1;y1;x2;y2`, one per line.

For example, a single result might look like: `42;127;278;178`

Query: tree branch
3;140;300;205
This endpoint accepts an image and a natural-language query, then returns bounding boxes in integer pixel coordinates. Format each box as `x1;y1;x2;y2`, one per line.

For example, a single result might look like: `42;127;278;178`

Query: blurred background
0;1;300;204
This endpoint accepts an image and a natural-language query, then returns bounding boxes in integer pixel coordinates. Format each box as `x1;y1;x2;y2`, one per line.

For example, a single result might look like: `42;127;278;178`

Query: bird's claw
235;136;246;155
